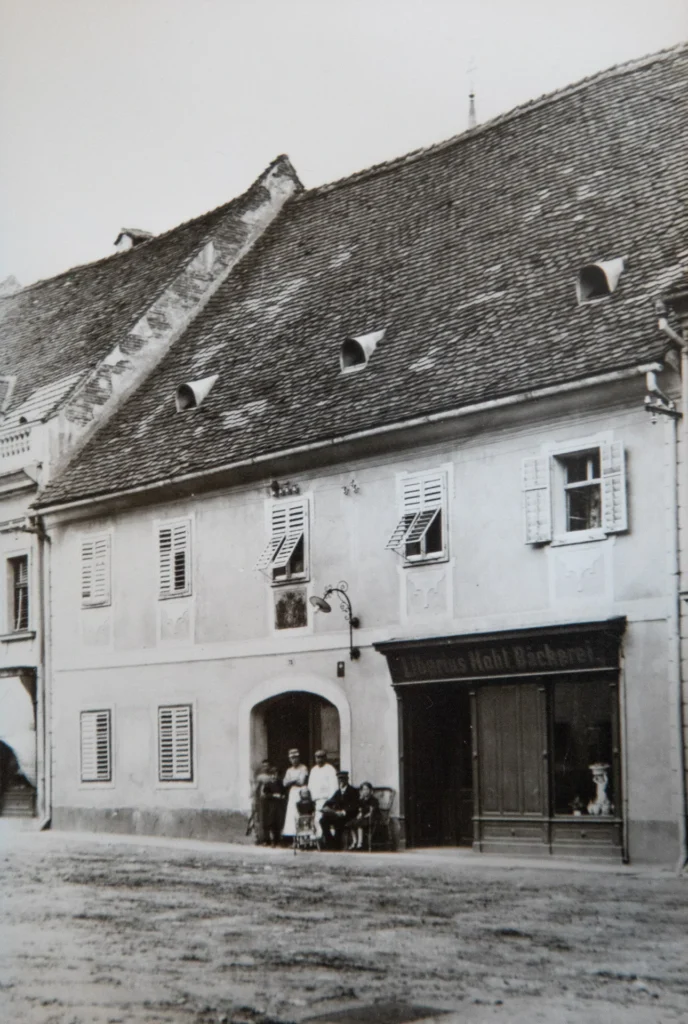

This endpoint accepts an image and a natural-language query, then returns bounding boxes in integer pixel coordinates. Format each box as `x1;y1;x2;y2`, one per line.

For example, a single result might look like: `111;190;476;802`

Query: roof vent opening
340;329;385;373
175;374;218;412
114;228;154;252
577;258;625;303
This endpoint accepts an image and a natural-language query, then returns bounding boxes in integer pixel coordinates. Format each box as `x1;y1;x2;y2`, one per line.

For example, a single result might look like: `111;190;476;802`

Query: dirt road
0;829;686;1024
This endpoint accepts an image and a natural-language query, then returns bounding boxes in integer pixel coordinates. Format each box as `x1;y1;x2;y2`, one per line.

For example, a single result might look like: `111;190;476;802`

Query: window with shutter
80;709;112;782
81;535;111;607
158;705;193;782
254;500;309;582
7;555;29;631
525;441;628;545
158;521;191;598
386;472;447;563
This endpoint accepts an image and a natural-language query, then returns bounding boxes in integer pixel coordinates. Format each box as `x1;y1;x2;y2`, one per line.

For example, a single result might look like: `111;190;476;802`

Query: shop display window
552;679;614;816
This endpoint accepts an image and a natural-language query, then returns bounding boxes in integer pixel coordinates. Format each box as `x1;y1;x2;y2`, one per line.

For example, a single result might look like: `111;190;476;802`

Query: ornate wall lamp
309;581;361;660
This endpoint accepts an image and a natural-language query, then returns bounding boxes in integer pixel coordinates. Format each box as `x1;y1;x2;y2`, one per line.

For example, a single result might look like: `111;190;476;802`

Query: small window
8;555;29;631
386;472;448;563
576;258;625;303
80;710;112;782
158;521;191;598
255;500;309;583
158;704;193;782
81;535;111;607
340;329;385;373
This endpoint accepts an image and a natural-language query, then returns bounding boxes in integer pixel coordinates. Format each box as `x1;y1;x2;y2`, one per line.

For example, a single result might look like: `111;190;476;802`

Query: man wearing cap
320;770;360;850
308;750;338;837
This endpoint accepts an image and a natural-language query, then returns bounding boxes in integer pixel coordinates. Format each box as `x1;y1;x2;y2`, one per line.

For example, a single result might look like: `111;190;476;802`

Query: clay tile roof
37;43;688;509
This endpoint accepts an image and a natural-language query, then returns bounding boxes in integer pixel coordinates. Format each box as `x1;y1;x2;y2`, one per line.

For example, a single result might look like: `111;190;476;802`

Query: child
351;781;379;850
296;786;315;815
258;766;285;846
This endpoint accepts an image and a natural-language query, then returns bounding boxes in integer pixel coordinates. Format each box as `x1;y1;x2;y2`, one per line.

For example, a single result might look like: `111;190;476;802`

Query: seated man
319;770;359;850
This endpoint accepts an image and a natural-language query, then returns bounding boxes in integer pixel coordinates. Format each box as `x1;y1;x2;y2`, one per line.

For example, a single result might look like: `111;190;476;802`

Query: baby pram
293;811;320;853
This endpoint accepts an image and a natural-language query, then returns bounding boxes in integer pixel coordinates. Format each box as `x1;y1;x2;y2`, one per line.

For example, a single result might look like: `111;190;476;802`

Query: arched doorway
251;691;340;775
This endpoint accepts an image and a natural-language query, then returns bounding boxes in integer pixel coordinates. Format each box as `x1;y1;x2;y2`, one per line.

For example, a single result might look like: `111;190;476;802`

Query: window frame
387;470;449;566
157;518;192;600
7;552;30;633
79;708;113;785
157;703;195;785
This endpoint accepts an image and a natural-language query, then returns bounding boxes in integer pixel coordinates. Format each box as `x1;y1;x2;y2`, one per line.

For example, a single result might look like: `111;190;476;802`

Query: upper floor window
255;499;309;583
80;709;112;782
81;535;111;608
8;555;29;631
523;441;627;545
386;471;448;563
158;520;192;598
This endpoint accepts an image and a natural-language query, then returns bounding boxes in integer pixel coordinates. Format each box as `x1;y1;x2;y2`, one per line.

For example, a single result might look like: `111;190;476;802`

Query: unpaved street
0;829;686;1024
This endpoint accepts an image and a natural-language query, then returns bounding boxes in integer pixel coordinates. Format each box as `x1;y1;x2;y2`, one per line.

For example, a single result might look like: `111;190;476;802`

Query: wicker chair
368;787;396;851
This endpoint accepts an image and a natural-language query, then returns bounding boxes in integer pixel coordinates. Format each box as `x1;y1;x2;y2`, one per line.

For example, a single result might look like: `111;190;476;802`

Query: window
81;535;111;607
523;441;627;544
386;472;447;562
8;555;29;631
80;710;112;782
255;499;309;583
158;704;193;782
552;680;615;816
158;521;191;598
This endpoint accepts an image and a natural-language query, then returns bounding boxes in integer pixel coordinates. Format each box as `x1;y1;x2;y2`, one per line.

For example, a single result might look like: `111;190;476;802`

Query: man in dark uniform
319;770;359;849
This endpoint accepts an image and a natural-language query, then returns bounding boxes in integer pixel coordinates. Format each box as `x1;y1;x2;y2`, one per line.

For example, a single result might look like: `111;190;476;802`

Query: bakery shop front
375;618;626;860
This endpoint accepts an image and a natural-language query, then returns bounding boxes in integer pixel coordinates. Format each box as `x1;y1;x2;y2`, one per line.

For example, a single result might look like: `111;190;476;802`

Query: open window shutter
80;710;111;782
523;457;552;544
158;705;193;781
159;522;191;596
255;505;287;570
386;478;422;551
271;501;306;570
82;536;110;606
600;441;627;533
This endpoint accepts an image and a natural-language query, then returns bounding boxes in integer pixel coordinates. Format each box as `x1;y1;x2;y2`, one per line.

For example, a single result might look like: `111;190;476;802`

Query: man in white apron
308;749;338;837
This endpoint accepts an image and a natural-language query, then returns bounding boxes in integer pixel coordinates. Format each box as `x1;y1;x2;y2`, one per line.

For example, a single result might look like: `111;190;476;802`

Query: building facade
18;43;688;865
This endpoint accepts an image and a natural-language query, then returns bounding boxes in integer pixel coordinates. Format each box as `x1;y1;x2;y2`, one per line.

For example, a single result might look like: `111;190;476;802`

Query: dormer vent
175;374;218;412
340;329;385;373
114;228;154;252
577;258;625;303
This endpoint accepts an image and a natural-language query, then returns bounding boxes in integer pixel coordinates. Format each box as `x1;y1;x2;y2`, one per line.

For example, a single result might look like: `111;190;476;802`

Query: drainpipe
657;317;688;872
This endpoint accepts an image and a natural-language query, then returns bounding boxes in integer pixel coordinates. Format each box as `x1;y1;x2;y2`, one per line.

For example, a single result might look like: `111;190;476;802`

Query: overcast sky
1;0;686;286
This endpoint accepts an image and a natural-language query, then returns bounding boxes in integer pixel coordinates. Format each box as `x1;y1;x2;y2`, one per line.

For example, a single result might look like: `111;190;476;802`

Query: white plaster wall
48;383;678;838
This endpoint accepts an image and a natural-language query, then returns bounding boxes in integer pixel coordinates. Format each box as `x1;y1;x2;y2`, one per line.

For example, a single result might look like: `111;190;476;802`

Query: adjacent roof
0;195;247;421
38;43;688;509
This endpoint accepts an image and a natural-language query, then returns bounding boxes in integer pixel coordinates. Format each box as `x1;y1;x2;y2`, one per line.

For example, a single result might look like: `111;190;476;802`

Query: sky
0;0;686;286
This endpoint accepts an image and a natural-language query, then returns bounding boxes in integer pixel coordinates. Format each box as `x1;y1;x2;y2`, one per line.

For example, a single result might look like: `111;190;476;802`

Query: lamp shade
309;595;332;613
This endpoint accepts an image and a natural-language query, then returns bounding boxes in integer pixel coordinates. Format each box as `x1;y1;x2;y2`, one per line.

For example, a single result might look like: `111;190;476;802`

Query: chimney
114;228;153;252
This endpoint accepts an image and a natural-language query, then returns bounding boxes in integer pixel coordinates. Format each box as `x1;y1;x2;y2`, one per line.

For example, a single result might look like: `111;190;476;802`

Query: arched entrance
251;691;340;775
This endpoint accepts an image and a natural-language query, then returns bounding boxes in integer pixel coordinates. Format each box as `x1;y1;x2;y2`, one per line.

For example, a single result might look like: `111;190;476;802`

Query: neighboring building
31;44;688;864
0;157;301;821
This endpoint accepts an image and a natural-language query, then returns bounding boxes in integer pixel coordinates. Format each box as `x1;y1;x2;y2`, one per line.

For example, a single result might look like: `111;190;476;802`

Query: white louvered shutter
81;536;111;606
158;705;193;781
80;710;111;782
600;441;628;533
159;521;191;596
255;501;307;573
386;474;444;551
523;457;552;544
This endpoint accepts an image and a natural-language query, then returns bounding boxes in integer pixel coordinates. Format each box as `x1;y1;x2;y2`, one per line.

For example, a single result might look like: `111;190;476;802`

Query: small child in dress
352;781;379;850
296;786;315;815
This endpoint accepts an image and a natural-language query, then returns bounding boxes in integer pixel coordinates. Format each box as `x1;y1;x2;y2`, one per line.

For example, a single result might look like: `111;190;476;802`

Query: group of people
252;747;379;850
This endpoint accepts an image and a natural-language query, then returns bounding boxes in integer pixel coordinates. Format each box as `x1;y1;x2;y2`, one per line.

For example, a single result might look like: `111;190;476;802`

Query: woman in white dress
282;748;309;838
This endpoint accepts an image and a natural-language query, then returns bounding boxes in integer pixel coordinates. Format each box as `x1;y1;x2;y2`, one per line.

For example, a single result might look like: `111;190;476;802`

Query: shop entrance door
402;684;473;846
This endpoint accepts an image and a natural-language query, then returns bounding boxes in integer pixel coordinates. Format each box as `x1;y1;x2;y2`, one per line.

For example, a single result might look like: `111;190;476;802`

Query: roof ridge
300;41;688;200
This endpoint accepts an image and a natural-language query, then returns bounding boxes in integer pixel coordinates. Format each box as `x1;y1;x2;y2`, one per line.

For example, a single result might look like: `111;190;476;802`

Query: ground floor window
552;679;614;816
158;705;193;782
80;710;112;782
